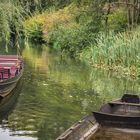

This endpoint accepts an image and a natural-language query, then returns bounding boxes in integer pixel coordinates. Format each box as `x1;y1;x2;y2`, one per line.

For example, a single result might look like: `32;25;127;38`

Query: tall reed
86;28;140;69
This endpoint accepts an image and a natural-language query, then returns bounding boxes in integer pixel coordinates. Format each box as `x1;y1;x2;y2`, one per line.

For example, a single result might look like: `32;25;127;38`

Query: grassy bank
80;29;140;79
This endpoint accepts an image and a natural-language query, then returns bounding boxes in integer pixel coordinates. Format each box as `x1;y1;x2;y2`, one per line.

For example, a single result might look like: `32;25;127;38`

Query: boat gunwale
93;100;140;118
93;111;140;118
56;115;99;140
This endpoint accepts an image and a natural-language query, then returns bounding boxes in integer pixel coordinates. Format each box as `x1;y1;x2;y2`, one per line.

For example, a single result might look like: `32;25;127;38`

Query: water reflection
0;127;36;140
0;42;140;140
0;81;22;120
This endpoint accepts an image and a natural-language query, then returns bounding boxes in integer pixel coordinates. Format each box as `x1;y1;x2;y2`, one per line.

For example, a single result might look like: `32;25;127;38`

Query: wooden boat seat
0;55;21;60
109;101;140;107
121;94;140;103
0;58;19;61
0;62;17;65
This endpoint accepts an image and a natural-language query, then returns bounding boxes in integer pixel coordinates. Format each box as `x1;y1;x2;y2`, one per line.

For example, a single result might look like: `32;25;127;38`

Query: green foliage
0;1;25;45
107;8;127;32
48;24;94;56
23;13;45;42
23;5;76;42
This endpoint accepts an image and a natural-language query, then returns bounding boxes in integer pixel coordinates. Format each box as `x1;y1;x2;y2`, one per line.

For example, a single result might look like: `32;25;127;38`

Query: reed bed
80;28;140;78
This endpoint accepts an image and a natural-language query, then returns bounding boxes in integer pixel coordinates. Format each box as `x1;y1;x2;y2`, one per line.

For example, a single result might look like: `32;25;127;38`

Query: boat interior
100;94;140;116
0;55;22;80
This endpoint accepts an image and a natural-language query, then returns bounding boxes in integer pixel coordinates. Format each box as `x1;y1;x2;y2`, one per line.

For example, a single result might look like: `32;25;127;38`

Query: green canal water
0;42;140;140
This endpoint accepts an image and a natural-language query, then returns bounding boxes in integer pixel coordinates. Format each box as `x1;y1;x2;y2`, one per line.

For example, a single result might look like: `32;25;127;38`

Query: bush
43;5;76;41
107;8;127;32
23;5;76;42
23;13;46;42
48;23;94;56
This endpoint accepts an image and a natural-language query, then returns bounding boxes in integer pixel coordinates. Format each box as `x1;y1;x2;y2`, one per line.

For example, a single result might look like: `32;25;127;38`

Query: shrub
23;4;76;42
48;23;94;56
43;5;76;42
23;13;46;42
107;8;127;32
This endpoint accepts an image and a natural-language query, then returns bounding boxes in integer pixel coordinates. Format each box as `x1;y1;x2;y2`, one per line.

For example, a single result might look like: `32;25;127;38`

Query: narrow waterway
0;42;140;140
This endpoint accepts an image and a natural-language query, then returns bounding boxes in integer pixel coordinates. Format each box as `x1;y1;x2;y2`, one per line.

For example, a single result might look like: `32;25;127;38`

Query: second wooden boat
93;94;140;128
0;55;23;98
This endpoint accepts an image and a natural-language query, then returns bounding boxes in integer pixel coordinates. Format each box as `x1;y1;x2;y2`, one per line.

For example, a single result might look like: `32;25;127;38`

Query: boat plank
109;101;140;107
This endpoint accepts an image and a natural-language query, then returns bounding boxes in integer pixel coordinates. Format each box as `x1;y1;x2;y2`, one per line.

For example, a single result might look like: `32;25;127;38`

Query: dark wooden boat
56;115;99;140
0;55;23;98
93;94;140;128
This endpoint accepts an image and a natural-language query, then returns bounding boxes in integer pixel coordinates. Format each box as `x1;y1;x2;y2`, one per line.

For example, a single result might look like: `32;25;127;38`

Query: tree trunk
105;1;111;32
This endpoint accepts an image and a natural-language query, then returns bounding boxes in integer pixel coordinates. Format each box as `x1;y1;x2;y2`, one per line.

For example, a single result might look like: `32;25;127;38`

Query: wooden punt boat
93;94;140;129
0;55;23;98
56;115;99;140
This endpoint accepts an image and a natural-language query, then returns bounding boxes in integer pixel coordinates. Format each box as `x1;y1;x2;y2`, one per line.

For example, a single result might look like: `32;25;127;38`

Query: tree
111;0;140;28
